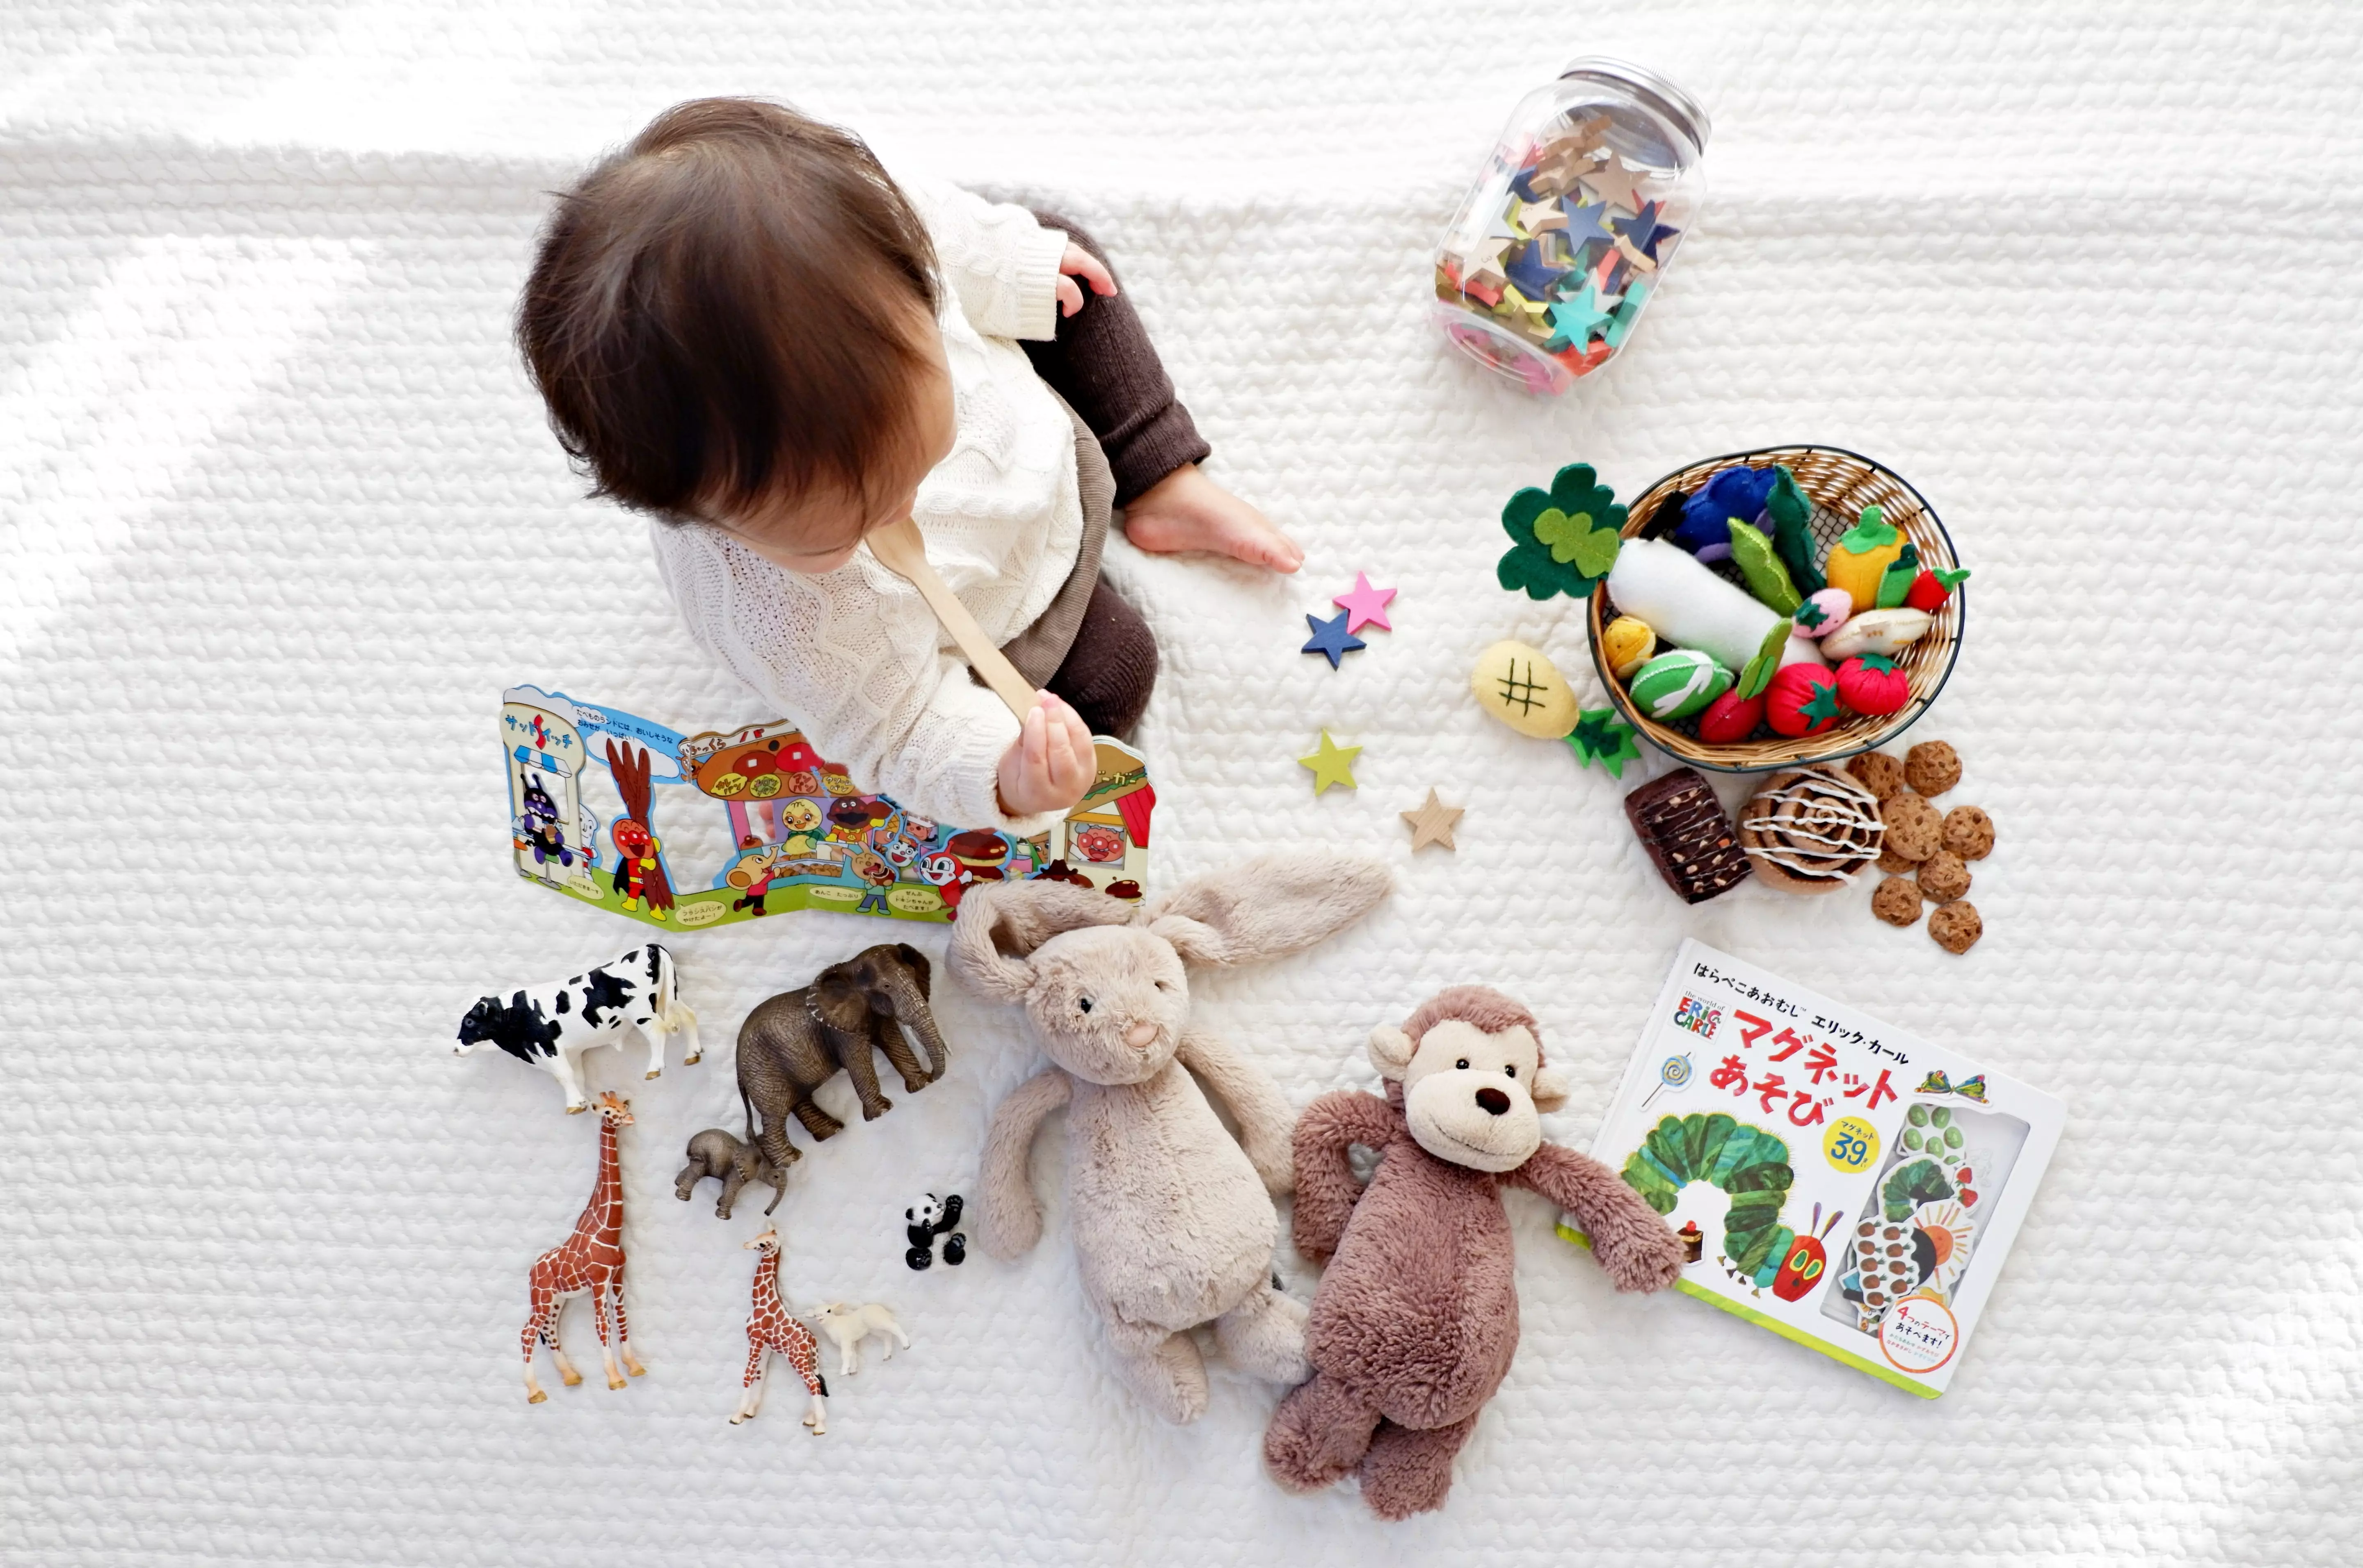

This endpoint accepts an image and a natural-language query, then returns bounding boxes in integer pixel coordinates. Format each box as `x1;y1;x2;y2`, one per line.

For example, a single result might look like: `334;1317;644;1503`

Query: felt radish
1824;607;1932;660
1906;567;1972;613
1764;664;1844;738
1835;654;1910;716
1695;690;1765;744
1605;537;1789;673
1791;587;1853;640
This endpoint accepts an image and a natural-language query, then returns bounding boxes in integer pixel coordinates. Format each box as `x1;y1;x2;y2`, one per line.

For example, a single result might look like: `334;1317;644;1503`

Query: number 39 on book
1824;1115;1879;1173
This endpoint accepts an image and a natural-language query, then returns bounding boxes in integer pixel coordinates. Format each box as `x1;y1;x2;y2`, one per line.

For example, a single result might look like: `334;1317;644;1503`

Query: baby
517;98;1299;833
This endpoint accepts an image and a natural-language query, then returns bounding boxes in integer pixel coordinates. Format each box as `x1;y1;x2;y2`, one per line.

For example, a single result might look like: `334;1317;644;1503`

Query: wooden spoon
866;516;1038;722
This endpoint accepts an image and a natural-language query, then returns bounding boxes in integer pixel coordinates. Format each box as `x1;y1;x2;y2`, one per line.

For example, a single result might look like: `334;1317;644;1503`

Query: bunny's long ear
1143;852;1392;968
948;878;1131;1001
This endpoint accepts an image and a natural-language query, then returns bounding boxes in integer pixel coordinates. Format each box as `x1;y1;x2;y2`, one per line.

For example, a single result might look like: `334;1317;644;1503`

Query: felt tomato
1694;690;1765;744
1905;566;1972;613
1764;663;1844;738
1835;654;1910;716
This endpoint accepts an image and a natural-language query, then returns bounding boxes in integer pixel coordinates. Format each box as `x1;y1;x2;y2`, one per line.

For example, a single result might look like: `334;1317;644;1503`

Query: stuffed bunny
952;851;1392;1424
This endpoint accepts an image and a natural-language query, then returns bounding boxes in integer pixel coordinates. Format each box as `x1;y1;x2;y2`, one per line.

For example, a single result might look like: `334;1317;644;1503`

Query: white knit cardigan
649;179;1079;838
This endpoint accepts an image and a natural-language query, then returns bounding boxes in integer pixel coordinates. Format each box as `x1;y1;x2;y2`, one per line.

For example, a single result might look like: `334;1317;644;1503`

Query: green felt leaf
1497;463;1628;601
1565;708;1642;778
1792;598;1831;631
1798;684;1846;725
1735;621;1790;700
1765;469;1826;595
1838;504;1896;555
1726;519;1802;615
1875;541;1923;608
1935;567;1972;591
1855;652;1897;673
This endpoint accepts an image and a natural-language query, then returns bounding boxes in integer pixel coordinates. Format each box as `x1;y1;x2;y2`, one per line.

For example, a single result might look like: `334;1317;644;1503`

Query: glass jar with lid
1432;57;1709;395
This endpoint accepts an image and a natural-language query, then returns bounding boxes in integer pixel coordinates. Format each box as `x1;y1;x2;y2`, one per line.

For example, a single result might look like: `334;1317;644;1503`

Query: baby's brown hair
516;98;939;519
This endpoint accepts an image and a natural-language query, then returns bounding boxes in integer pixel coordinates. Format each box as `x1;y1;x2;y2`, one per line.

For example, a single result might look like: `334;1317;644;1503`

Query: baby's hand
1055;242;1118;318
996;691;1096;817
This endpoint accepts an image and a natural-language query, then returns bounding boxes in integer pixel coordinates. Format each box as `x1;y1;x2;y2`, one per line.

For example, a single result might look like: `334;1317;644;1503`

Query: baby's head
518;98;954;571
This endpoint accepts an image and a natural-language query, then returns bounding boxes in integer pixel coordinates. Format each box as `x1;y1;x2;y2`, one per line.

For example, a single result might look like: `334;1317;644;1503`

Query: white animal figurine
453;943;699;1112
807;1301;910;1377
951;850;1392;1424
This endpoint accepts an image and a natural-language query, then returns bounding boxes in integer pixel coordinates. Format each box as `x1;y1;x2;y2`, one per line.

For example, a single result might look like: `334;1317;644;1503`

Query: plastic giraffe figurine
730;1227;828;1432
521;1092;646;1403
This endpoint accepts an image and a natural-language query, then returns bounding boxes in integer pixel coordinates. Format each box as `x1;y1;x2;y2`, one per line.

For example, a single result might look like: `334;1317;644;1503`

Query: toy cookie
1846;751;1905;801
1904;741;1960;797
1736;768;1885;894
1941;806;1995;860
1623;769;1751;904
1929;901;1983;954
1917;851;1972;904
1880;791;1942;863
1871;876;1923;927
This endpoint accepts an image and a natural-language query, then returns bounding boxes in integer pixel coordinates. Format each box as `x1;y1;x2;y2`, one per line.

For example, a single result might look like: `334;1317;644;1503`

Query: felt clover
1497;463;1627;601
1564;708;1641;778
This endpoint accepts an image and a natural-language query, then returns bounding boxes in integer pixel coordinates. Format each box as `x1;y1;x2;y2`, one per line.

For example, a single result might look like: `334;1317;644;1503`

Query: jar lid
1558;56;1711;152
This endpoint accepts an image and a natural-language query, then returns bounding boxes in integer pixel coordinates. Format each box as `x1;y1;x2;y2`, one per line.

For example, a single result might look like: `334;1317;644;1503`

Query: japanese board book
1561;939;2064;1398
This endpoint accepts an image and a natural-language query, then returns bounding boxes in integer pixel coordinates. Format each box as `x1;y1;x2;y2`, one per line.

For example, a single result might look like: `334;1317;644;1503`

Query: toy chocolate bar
1622;767;1749;903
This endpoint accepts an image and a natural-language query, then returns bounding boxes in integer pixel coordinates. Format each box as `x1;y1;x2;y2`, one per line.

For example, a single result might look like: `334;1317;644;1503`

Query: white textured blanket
5;4;2358;1563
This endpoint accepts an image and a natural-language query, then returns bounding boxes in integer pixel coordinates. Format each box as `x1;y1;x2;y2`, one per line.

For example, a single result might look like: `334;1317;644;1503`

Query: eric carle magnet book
500;686;1155;931
1565;939;2063;1397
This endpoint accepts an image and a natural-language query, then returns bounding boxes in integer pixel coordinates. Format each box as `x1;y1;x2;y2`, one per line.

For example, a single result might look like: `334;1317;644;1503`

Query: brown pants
1019;210;1207;740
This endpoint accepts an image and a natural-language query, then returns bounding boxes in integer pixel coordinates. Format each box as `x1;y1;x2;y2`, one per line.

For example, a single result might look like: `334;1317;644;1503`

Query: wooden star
1575;150;1654;215
1400;789;1463;853
1298;730;1361;795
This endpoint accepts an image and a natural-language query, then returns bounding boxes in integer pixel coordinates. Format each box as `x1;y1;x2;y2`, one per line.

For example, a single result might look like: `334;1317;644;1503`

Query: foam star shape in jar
1543;283;1618;352
1497;462;1627;601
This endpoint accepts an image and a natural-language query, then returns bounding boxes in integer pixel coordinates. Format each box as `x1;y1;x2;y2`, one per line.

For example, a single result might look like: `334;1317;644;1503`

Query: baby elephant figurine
953;850;1393;1424
736;943;948;1176
807;1302;910;1376
675;1128;787;1219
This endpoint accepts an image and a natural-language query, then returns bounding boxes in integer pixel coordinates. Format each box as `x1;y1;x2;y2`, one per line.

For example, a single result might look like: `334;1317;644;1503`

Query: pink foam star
1331;571;1397;634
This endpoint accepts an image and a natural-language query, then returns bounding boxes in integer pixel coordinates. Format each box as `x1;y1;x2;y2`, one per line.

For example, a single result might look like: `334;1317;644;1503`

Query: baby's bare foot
1122;464;1303;573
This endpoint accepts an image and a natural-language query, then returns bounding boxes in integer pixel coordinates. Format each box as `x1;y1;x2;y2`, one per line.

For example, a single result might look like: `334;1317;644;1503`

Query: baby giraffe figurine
731;1228;828;1432
1264;987;1685;1519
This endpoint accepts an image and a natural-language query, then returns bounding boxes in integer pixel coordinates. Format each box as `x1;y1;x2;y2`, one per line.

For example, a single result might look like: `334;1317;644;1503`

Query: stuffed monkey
1263;985;1684;1519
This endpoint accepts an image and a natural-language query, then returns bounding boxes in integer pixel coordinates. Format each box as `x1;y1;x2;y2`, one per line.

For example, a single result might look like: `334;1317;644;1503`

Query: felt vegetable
1628;649;1732;720
1835;654;1910;716
1733;621;1792;701
1791;587;1853;640
1497;463;1626;601
1726;519;1801;615
1764;467;1825;594
1823;505;1907;613
1764;663;1844;738
1600;615;1657;680
1564;708;1641;777
1470;640;1579;738
1874;542;1923;609
1695;690;1764;745
1671;466;1779;563
1823;606;1933;659
1906;566;1972;613
1604;537;1788;673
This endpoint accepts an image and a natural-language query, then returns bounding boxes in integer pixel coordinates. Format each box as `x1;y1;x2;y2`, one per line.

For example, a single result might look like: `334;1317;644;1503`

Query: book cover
500;685;1155;931
1561;938;2062;1397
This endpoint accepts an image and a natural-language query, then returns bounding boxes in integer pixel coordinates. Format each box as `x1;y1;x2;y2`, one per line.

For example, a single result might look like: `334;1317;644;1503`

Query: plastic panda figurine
904;1193;966;1270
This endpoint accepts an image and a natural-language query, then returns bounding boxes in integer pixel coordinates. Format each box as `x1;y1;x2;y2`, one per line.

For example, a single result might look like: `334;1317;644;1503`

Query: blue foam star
1300;609;1367;669
1561;194;1620;249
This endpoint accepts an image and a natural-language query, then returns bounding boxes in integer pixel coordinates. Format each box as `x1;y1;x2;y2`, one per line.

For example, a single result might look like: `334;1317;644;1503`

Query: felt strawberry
1835;653;1910;716
1765;663;1844;738
1695;690;1765;744
1905;566;1972;613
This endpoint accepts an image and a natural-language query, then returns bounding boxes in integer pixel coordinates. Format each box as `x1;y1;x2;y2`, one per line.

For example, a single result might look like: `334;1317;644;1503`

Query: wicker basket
1588;445;1964;774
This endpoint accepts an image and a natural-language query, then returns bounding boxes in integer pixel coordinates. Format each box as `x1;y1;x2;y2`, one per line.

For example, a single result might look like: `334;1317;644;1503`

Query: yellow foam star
1400;788;1463;853
1297;730;1361;795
